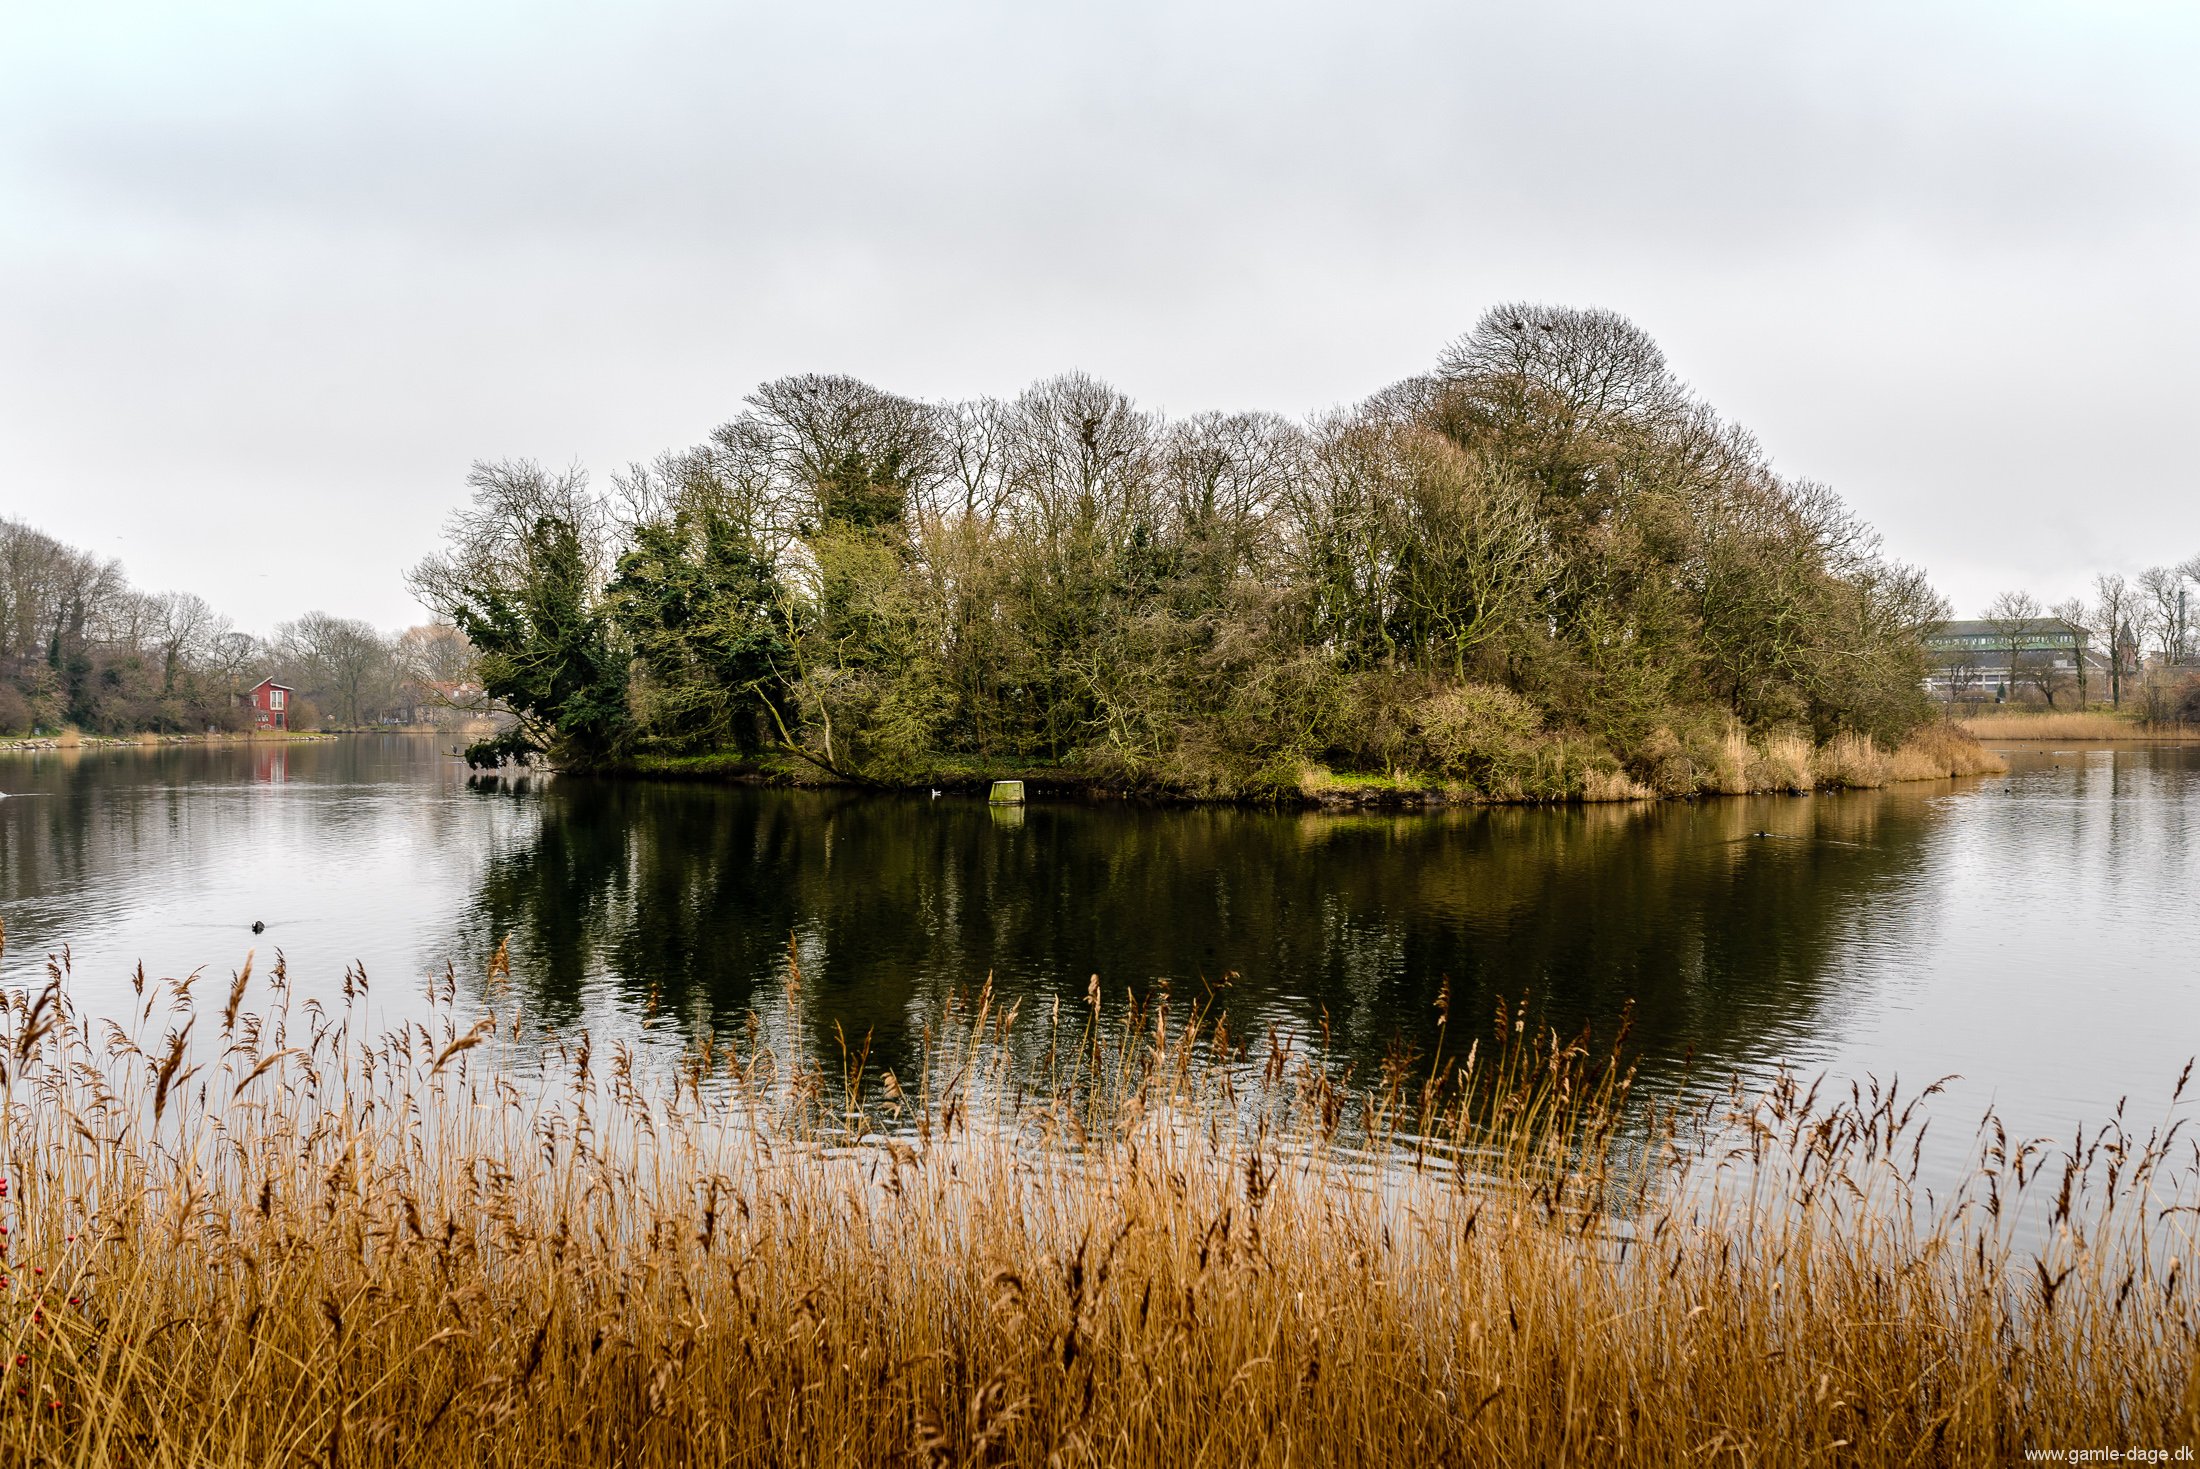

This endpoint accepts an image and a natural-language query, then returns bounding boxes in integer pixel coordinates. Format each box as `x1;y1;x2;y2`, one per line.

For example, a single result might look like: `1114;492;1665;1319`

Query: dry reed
1580;767;1653;802
1961;712;2197;743
1752;724;2001;791
1810;732;1889;789
1890;722;2008;780
1704;725;1754;795
1;944;2192;1466
1746;731;1817;792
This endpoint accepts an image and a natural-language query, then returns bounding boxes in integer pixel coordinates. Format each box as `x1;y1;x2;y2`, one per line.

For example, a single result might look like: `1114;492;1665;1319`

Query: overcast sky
3;0;2195;633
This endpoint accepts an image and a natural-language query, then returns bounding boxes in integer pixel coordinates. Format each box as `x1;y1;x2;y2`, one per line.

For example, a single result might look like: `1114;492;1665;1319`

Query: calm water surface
2;736;2195;1160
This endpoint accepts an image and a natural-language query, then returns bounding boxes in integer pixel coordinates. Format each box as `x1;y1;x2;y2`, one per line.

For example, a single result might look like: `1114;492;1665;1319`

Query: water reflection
446;776;1945;1092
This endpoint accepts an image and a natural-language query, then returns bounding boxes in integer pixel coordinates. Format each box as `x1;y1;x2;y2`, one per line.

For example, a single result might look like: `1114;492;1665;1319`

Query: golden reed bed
1961;712;2200;743
1;941;2194;1466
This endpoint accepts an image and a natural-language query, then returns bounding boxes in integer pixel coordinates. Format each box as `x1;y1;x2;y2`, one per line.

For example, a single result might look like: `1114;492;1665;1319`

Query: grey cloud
19;2;2193;254
1;0;2196;629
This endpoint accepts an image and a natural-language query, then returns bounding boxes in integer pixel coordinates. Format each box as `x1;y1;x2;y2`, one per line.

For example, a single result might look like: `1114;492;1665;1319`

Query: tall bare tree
1982;590;2044;705
153;592;226;696
279;612;394;726
2092;574;2137;707
2050;597;2092;705
2137;566;2187;666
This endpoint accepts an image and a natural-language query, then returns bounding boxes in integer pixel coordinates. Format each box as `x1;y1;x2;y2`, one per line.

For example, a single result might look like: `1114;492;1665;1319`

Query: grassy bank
1961;711;2200;743
603;723;2006;806
2;950;2191;1465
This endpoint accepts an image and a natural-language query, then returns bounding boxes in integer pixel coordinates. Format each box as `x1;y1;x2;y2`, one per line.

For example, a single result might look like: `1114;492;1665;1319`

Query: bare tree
1939;650;1985;708
279;612;395;726
409;460;612;620
395;623;479;718
2180;555;2200;662
2051;597;2092;705
2137;566;2187;666
206;630;265;687
1158;411;1301;594
2092;574;2138;708
1004;373;1160;544
1982;590;2043;705
928;397;1018;527
0;518;124;663
152;592;226;696
1437;303;1690;444
397;622;474;684
740;374;944;534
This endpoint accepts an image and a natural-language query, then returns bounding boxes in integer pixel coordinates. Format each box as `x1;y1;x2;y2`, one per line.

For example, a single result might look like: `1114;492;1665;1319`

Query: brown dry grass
1703;725;1753;794
1892;722;2009;779
1810;732;1888;789
1306;723;2000;804
1;946;2193;1466
1737;725;2002;792
1580;766;1653;802
1800;727;2004;790
1745;731;1817;792
1961;712;2198;742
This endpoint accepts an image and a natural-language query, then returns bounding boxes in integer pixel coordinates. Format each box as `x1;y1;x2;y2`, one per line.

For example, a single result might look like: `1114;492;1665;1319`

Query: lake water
2;735;2196;1164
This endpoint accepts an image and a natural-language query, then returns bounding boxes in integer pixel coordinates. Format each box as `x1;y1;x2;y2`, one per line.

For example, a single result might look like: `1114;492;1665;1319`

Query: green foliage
440;514;628;767
606;510;789;755
463;727;538;770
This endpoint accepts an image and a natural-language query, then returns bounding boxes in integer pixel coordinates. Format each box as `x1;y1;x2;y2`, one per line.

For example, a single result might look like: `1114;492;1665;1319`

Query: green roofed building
1924;617;2095;703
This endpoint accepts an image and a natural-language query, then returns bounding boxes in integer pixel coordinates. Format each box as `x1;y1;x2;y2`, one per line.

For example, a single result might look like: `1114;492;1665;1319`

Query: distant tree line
0;516;472;734
413;304;1949;796
1963;559;2200;718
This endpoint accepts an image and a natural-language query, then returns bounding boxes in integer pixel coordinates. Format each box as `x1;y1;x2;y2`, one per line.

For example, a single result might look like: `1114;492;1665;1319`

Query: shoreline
562;739;2007;810
563;769;1997;811
1;724;497;753
4;724;2030;807
0;730;340;752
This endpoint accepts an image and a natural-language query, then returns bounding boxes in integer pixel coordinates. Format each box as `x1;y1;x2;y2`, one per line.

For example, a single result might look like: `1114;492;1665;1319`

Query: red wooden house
242;678;294;731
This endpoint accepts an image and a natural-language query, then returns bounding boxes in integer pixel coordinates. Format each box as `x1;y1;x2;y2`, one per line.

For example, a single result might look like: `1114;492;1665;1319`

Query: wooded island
415;304;1992;799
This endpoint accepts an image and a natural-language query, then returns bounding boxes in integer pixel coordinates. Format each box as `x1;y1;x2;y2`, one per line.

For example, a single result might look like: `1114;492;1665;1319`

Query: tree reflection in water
450;778;1940;1096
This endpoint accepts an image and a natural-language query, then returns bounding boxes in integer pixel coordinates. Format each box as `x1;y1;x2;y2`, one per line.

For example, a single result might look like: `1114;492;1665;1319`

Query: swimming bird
930;788;941;798
251;920;265;934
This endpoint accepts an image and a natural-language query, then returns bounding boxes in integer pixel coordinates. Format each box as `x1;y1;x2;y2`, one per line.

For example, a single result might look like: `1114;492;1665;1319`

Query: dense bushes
415;305;1951;796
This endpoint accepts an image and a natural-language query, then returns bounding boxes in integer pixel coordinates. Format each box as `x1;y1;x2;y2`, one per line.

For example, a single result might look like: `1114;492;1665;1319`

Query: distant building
240;678;293;731
1924;618;2097;703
